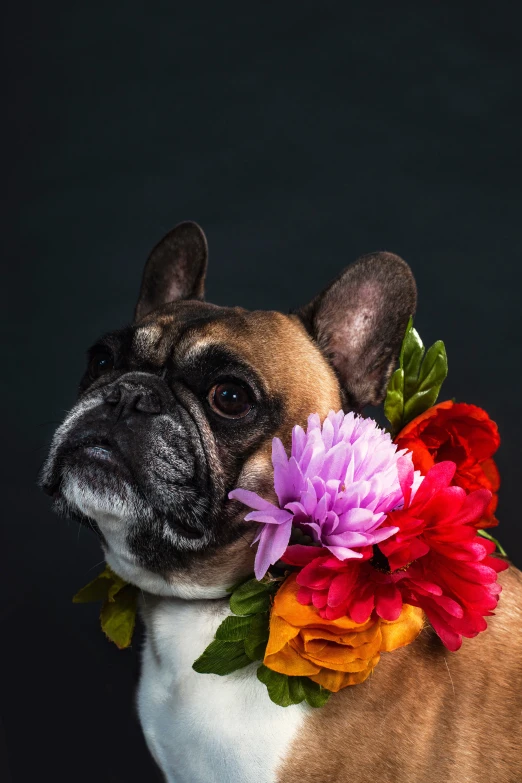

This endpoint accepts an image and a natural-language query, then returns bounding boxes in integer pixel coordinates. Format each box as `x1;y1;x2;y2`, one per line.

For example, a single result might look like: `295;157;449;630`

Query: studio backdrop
3;3;521;781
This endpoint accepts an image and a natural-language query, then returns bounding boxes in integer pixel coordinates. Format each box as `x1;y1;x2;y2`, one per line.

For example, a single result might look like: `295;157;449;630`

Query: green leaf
73;565;128;604
401;321;424;400
229;578;274;616
215;615;253;642
192;640;253;676
288;676;307;703
107;573;129;601
384;318;448;435
73;572;112;604
256;666;332;708
418;340;448;390
257;665;299;707
477;528;508;557
383;367;404;435
244;613;270;661
73;565;138;649
301;678;332;708
99;584;137;649
404;340;448;422
73;566;114;603
225;574;255;594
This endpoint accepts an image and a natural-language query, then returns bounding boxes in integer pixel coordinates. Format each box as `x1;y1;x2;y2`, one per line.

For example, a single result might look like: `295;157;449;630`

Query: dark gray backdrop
3;3;521;781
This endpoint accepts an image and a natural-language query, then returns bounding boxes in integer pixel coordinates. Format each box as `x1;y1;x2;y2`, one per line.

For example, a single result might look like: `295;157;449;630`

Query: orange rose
264;575;424;692
395;401;500;528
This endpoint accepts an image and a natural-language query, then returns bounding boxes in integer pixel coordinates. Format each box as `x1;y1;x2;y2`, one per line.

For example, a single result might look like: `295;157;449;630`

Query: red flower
287;545;404;625
394;401;500;528
381;460;508;650
380;460;491;570
395;538;507;651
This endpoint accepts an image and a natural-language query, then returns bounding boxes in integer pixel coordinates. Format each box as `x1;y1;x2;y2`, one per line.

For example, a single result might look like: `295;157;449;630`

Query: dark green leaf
301;678;332;708
384;318;448;433
477;528;507;557
401;323;425;400
288;677;307;703
257;665;298;707
225;574;255;594
192;640;253;676
404;341;448;422
215;615;253;642
417;340;448;391
398;316;414;366
404;387;440;422
229;578;273;616
256;666;331;708
244;613;269;661
99;584;138;649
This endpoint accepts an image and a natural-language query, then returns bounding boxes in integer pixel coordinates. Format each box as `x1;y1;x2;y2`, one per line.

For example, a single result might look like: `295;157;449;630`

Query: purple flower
229;410;421;580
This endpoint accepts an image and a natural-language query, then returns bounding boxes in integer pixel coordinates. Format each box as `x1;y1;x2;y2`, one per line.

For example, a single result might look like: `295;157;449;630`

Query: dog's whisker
87;558;107;573
443;656;456;698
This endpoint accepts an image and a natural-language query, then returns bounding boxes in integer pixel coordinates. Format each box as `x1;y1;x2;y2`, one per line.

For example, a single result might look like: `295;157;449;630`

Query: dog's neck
138;591;308;783
104;546;237;600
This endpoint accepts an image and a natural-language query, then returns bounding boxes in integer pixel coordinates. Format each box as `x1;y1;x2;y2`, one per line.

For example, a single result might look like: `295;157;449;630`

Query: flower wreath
74;320;507;708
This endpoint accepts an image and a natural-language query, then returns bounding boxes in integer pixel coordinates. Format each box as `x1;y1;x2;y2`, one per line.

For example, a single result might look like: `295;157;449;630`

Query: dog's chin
54;463;221;597
53;464;233;598
104;547;233;599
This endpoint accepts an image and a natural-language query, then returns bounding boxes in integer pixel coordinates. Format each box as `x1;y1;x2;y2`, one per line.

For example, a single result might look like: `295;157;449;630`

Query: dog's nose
103;383;162;416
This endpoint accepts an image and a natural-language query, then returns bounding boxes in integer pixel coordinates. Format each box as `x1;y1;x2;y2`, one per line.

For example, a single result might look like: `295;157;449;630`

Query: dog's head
41;222;416;597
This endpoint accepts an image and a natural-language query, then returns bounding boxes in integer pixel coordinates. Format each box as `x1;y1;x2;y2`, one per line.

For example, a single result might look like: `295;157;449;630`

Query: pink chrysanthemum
229;410;421;580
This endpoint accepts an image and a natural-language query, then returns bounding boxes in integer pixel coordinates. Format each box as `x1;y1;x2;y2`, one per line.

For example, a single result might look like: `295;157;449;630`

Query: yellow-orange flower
264;574;424;692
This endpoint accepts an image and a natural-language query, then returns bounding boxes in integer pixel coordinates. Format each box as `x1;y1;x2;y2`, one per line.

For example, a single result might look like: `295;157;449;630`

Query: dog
41;221;522;782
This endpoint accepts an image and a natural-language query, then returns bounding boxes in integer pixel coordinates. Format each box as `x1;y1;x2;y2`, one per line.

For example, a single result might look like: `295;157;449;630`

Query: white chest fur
137;597;308;783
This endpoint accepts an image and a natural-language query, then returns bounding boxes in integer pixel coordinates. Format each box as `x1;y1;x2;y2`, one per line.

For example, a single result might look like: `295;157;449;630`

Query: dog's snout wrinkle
103;385;121;405
104;381;162;418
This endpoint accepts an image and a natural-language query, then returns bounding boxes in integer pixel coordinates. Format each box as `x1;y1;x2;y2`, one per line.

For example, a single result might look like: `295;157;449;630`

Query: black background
3;3;521;781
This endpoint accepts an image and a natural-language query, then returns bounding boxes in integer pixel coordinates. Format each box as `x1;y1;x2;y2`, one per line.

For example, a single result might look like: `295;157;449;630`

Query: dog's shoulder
494;563;522;627
277;564;522;783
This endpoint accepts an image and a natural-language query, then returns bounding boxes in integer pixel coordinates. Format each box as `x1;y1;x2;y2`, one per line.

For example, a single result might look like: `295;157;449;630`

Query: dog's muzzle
40;372;215;542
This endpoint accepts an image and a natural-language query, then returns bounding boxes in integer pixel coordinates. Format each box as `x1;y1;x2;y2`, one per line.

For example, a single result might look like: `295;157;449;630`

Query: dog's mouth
43;424;211;544
43;436;133;497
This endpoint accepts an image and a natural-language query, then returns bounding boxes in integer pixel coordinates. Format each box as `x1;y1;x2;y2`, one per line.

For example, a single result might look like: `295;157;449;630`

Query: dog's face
41;223;416;597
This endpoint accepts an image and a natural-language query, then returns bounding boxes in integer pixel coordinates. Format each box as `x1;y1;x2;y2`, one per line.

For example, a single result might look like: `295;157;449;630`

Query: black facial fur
41;304;284;574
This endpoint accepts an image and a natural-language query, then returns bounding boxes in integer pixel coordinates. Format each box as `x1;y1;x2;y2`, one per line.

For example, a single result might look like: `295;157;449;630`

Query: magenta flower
229;410;421;580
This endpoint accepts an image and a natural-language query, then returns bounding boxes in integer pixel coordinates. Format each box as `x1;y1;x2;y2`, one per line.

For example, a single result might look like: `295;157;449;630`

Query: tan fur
277;566;522;783
188;311;339;589
134;299;521;781
182;532;257;588
177;310;342;439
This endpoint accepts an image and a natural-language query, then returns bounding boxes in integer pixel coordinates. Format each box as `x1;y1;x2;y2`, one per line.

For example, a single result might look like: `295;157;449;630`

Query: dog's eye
208;381;253;419
89;351;114;380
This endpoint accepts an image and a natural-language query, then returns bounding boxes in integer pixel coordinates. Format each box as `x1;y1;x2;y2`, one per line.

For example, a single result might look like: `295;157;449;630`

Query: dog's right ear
134;221;208;321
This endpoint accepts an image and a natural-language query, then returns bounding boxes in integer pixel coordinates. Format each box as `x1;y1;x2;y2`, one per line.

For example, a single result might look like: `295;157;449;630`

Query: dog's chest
138;597;308;783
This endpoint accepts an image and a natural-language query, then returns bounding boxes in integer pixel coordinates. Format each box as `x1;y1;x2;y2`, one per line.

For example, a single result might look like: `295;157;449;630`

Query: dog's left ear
135;221;208;321
298;252;417;411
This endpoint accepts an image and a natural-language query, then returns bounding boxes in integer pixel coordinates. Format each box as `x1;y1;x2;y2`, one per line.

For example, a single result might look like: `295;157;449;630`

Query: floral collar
74;319;506;708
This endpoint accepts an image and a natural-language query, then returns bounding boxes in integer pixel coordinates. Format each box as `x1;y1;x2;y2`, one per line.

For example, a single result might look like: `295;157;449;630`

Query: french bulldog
41;222;522;783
